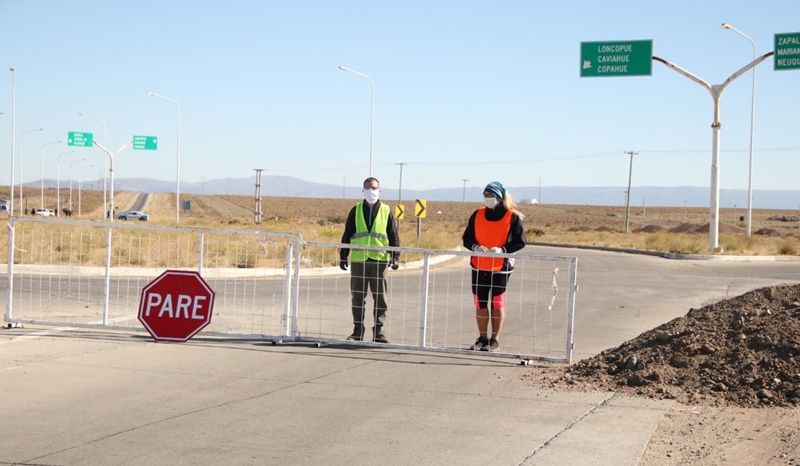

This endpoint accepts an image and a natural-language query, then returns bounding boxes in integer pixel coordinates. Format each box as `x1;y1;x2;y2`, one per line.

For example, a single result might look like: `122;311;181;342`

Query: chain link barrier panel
4;218;577;362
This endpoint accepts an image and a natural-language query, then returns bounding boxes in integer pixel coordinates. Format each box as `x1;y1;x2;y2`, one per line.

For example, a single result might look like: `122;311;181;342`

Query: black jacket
340;200;400;262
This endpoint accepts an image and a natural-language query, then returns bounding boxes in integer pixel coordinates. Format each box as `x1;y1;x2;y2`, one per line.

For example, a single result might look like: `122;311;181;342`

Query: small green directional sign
68;131;93;147
775;32;800;71
580;40;653;77
133;135;158;150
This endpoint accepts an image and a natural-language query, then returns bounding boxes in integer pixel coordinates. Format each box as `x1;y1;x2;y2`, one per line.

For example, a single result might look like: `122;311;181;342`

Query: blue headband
483;181;505;200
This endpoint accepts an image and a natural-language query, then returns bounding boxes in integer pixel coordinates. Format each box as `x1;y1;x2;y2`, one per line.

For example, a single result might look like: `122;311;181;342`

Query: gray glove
390;259;399;270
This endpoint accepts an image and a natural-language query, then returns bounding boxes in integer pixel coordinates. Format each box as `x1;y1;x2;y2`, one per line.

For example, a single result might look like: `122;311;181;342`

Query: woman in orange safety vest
461;181;526;352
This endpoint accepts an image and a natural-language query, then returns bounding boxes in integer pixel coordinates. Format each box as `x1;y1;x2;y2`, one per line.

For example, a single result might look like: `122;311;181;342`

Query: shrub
776;238;798;256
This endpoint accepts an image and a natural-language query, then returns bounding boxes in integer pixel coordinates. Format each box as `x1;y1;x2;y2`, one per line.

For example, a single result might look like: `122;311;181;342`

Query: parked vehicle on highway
34;209;55;217
117;211;149;221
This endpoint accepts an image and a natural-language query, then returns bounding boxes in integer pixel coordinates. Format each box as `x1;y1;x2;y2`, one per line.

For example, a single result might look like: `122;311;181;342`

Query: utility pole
538;176;542;204
623;151;638;233
253;169;264;224
394;162;407;201
461;178;469;202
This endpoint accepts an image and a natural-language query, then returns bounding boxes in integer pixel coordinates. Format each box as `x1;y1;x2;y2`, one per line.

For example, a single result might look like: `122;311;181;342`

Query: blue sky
1;0;798;194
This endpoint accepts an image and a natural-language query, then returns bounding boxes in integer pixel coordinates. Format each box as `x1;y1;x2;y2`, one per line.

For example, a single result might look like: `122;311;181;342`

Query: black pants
471;269;510;310
350;260;388;336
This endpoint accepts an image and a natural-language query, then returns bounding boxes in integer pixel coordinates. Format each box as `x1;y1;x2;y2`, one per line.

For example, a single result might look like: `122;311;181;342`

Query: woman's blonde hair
502;192;524;220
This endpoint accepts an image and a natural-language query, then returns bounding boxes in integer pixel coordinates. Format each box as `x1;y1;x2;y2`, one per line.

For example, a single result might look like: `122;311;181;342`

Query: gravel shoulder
522;284;800;464
641;405;800;465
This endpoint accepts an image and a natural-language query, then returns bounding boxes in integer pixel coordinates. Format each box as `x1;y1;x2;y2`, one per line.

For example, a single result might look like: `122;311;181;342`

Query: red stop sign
138;270;216;342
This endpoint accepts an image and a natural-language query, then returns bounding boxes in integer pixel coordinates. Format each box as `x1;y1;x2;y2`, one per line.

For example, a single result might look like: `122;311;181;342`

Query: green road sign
133;135;158;150
775;32;800;71
67;131;93;147
580;40;653;77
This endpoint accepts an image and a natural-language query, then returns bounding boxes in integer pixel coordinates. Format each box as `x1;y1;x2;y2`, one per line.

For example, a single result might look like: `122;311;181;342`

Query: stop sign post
138;270;216;342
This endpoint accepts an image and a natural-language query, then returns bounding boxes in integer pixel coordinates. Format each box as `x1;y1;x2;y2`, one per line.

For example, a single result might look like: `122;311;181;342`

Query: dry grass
141;193;800;257
4;188;799;258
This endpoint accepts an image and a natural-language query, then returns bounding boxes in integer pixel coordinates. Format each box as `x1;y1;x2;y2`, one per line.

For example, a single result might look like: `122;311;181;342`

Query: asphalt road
2;247;799;465
128;192;149;212
6;246;799;360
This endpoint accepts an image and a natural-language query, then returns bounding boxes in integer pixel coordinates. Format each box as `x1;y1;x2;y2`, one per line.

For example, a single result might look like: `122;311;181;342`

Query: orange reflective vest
470;207;513;271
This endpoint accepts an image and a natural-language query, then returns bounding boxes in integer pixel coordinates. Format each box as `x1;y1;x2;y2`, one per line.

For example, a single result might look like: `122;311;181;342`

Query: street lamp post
652;50;772;251
56;150;75;216
722;23;757;237
40;140;61;210
9;68;16;217
93;141;129;223
69;157;87;212
78;112;108;220
147;91;181;224
461;179;469;203
17;128;44;215
338;66;375;177
76;164;93;217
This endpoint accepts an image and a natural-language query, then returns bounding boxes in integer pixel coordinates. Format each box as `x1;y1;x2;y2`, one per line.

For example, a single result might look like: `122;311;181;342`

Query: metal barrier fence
4;217;578;362
297;242;577;362
4;217;301;340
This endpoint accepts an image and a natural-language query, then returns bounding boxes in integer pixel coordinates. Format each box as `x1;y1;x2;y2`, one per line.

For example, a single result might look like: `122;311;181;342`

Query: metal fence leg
417;252;431;349
290;238;302;340
5;218;15;323
102;227;112;326
281;241;294;340
197;232;205;274
565;257;579;363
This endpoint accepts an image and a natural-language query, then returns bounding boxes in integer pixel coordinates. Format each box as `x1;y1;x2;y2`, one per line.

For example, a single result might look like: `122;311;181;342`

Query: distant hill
26;176;800;209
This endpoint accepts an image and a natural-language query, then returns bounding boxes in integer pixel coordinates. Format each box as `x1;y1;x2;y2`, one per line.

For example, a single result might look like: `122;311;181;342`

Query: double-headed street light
78;112;108;220
147;91;181;224
56;150;76;216
721;22;757;237
40;140;62;210
338;65;375;177
17;127;44;215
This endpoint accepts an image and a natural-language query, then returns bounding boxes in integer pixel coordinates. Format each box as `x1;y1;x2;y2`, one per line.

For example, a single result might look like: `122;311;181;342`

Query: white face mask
484;197;499;209
363;188;380;204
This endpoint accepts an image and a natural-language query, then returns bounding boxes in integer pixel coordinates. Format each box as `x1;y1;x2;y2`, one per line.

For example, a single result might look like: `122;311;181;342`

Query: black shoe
487;338;499;351
373;334;389;344
470;336;489;351
346;334;363;341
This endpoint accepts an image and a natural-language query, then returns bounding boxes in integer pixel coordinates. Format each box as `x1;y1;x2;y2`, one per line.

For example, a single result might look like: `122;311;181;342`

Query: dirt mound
669;223;702;233
594;226;616;232
768;215;800;223
755;228;781;237
634;225;664;233
525;284;800;407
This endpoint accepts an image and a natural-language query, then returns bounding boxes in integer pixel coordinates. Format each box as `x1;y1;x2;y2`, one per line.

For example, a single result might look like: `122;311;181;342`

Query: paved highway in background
128;193;150;212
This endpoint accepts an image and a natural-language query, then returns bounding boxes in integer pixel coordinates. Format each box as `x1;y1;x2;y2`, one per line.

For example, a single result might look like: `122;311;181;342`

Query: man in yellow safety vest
339;177;400;343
